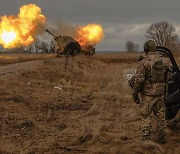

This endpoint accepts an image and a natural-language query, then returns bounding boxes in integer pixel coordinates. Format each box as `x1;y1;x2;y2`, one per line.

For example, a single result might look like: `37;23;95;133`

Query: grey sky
1;0;180;51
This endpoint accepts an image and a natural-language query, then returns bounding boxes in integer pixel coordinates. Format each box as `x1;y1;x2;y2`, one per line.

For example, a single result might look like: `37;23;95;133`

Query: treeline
125;21;180;52
0;39;56;54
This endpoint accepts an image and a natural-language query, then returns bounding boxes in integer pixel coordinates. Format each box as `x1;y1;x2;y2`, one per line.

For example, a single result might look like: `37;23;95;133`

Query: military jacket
133;52;166;96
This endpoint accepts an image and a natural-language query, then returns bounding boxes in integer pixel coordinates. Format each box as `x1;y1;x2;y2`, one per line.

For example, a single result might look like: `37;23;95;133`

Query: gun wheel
64;41;81;57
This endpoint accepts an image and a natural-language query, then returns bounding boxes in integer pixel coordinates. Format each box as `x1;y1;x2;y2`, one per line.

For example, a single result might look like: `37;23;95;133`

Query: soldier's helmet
144;39;156;53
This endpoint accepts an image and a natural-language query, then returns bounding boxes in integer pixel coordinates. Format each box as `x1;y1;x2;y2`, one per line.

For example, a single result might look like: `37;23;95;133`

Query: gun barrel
45;29;55;37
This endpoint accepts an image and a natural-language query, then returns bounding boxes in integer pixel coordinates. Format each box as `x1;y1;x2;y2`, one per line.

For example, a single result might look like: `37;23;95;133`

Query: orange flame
76;24;104;47
0;4;46;48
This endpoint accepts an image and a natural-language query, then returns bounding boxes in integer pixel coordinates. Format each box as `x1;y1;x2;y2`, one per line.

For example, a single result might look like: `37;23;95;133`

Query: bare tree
26;39;56;53
34;40;42;53
125;41;136;52
41;41;49;53
47;39;56;53
0;45;2;52
41;40;56;53
134;44;140;52
146;21;179;51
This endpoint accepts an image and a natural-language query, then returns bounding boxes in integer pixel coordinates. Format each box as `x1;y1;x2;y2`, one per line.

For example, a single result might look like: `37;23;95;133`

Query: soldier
133;40;167;144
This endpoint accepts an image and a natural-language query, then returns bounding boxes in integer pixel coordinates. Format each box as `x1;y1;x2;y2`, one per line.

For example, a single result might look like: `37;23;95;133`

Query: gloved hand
133;93;140;104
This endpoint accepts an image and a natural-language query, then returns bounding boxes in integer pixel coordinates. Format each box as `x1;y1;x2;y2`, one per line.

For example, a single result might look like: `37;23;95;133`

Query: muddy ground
0;54;179;154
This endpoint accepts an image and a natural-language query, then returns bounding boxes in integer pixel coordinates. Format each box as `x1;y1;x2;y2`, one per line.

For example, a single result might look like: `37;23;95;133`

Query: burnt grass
0;53;179;153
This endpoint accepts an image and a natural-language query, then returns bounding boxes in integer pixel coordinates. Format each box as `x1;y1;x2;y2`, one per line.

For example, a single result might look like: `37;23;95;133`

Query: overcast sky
1;0;180;51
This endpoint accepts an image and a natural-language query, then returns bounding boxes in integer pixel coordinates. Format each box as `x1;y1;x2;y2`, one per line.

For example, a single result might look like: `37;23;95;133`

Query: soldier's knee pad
140;104;151;118
140;109;150;118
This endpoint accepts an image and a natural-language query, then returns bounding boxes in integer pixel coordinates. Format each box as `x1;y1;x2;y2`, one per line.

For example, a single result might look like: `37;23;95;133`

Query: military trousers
139;94;167;139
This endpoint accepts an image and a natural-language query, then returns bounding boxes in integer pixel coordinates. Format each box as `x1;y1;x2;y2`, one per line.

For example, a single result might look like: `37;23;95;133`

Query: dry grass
0;53;55;66
0;52;179;153
96;52;141;64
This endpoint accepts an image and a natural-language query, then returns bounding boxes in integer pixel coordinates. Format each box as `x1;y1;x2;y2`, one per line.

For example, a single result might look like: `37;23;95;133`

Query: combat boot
157;136;166;144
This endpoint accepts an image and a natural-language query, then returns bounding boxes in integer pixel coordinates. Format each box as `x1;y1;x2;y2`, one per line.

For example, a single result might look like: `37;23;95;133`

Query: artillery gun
46;29;81;57
81;44;96;55
46;29;96;57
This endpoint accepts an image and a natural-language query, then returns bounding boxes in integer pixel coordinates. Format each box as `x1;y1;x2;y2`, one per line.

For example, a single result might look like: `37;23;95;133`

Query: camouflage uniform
133;40;167;142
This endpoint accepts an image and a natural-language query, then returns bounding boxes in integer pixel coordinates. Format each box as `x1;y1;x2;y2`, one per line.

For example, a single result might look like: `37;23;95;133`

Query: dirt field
0;53;179;153
0;53;54;66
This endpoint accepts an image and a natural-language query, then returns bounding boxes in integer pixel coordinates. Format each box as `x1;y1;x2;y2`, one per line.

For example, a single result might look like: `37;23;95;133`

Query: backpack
150;59;165;83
